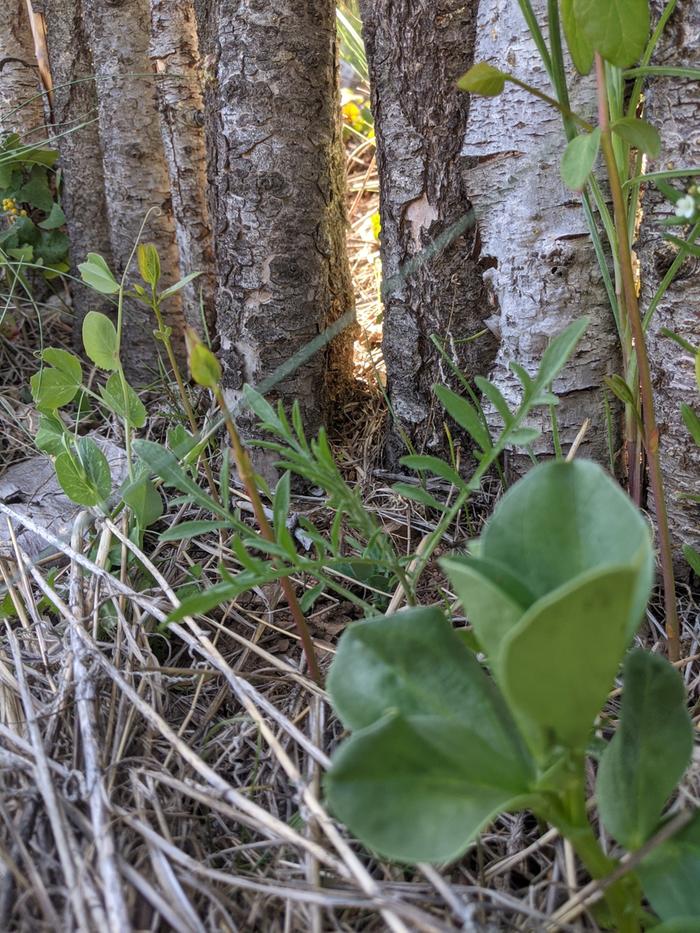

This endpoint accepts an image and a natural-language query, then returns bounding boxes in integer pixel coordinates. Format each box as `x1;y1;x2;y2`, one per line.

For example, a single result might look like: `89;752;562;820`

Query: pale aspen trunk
36;0;114;335
359;0;497;465
0;0;44;139
462;0;620;472
149;0;215;333
194;0;354;439
81;0;185;381
640;0;700;567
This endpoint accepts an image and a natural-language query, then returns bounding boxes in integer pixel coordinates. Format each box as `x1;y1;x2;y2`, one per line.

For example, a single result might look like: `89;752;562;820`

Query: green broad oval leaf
82;311;120;371
327;607;534;779
78;252;120;295
475;375;513;425
34;412;68;456
561;128;601;191
499;563;640;757
41;348;82;384
121;473;163;528
638;812;700;923
456;62;508;97
54;451;100;506
167;580;239;622
440;556;533;662
273;471;291;542
573;0;650;68
611;117;661;158
326;712;533;863
560;0;594;74
75;437;112;502
30;366;81;411
137;243;161;289
100;373;146;429
480;459;654;638
434;384;491;452
38;202;66;230
596;650;693;851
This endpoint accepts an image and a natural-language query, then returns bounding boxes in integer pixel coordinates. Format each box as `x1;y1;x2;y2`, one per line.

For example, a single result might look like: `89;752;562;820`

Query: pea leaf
611;117;661;158
122;473;163;528
573;0;649;68
684;545;700;577
17;166;53;211
78;252;120;295
561;129;601;191
638;812;700;923
326;712;534;863
30;361;81;411
34;412;68;455
82;311;120;371
54;439;111;507
100;373;146;428
597;650;693;850
561;0;594;74
457;62;508;97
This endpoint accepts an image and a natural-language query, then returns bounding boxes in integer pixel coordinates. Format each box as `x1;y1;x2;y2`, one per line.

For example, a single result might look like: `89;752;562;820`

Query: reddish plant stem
214;388;323;685
595;54;679;661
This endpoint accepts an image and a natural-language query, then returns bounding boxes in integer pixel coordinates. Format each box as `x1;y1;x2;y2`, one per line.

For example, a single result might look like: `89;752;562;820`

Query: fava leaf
457;62;508;97
326;713;533;863
500;563;639;755
82;311;120;371
561;0;594;74
573;0;649;68
597;650;692;850
561;129;601;191
611;117;661;158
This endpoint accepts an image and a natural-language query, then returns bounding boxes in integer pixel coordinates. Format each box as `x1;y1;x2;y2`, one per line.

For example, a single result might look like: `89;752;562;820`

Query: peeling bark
195;0;354;439
36;0;114;334
640;0;700;565
81;0;185;382
462;0;620;471
0;0;44;139
360;0;497;465
149;0;215;332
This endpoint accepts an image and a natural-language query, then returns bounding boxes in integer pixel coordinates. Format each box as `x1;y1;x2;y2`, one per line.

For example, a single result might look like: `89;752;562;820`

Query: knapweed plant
459;0;700;661
327;460;696;931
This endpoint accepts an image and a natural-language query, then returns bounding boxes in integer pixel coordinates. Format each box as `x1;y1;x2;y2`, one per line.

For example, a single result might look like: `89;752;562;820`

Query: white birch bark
462;0;620;471
640;0;700;566
149;0;215;333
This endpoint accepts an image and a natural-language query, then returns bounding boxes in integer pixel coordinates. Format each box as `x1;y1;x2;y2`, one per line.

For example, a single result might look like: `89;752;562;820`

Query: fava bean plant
326;460;697;932
459;0;700;662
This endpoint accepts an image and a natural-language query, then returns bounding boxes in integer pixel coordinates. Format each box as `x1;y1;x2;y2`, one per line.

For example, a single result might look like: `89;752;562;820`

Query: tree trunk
359;0;498;466
81;0;185;381
462;0;620;471
149;0;215;333
194;0;354;440
0;0;44;139
36;0;114;334
640;0;700;567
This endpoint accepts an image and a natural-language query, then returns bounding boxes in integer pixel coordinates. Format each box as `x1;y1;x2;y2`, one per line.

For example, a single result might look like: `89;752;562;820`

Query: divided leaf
596;650;693;850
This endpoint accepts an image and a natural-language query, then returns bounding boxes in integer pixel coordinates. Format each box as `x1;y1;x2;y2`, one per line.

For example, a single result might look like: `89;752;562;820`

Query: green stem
506;75;594;131
595;54;680;661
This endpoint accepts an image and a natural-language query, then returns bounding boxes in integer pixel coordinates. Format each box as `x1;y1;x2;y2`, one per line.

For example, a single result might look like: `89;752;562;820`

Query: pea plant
458;0;700;662
326;459;696;932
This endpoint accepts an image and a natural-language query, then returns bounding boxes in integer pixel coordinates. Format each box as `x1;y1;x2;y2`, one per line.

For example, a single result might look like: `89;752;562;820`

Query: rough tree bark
194;0;354;439
80;0;185;381
640;0;700;565
149;0;215;332
0;0;45;139
462;0;620;470
36;0;114;334
359;0;498;465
